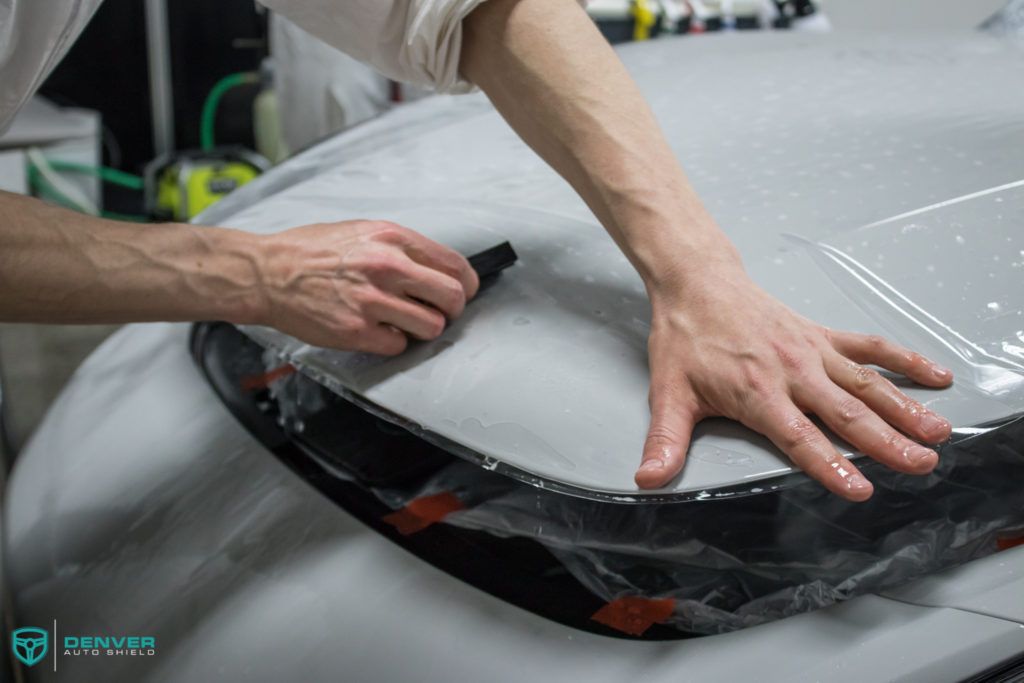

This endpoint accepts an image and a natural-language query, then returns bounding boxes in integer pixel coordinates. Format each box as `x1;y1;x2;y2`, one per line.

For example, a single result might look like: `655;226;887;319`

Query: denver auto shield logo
11;627;48;667
11;622;157;671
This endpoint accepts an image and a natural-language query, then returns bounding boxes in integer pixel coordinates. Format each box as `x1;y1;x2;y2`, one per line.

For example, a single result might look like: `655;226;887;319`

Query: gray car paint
5;322;1024;682
6;30;1024;682
209;31;1024;500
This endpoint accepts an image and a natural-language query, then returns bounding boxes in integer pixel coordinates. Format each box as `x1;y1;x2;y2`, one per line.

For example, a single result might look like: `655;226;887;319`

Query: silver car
6;29;1024;682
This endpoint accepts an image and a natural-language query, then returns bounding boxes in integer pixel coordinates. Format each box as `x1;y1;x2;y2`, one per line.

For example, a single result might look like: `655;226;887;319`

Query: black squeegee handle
467;241;518;280
407;242;515;316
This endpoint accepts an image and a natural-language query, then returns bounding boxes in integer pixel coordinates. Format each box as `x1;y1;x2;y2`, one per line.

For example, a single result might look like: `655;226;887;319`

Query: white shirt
0;0;492;132
0;0;103;132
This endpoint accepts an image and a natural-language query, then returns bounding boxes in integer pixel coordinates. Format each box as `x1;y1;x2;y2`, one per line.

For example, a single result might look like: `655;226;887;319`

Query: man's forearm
0;191;264;324
0;191;479;356
460;0;740;288
461;0;957;500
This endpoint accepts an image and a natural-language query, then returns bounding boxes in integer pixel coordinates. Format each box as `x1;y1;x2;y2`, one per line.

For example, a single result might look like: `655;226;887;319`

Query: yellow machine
145;148;269;222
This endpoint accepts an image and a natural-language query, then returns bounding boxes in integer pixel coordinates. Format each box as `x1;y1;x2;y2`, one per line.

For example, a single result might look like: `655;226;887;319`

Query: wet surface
209;32;1024;499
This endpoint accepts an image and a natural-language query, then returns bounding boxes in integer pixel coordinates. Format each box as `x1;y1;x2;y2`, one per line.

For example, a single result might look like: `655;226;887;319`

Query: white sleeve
0;0;104;131
257;0;493;94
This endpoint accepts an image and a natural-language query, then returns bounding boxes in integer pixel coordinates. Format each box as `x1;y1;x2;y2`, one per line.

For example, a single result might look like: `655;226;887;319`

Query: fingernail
932;365;952;379
921;413;951;435
639;459;665;472
907;446;937;467
846;473;872;492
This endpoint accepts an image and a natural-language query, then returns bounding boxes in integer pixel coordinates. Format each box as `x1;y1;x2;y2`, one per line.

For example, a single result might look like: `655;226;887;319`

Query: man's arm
461;0;954;500
0;190;477;353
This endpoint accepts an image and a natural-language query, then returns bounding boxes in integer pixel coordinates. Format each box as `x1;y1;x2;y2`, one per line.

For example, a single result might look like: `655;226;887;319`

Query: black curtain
40;0;268;173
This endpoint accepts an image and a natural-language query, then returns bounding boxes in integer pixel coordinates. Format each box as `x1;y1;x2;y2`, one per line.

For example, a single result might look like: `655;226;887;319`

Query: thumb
635;385;698;490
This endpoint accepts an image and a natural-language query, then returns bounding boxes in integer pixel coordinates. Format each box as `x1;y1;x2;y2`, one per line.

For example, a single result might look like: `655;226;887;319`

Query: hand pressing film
634;269;953;501
257;220;515;356
257;220;481;355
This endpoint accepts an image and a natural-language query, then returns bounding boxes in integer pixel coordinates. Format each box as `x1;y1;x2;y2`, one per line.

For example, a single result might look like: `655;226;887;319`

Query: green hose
44;159;144;190
28;164;149;222
100;210;150;223
200;71;259;151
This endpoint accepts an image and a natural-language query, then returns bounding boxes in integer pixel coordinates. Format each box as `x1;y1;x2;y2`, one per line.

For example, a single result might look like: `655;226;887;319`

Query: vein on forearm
0;191;263;324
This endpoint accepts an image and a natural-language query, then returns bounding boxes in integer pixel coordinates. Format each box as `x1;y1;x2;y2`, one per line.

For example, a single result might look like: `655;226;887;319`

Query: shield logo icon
11;627;48;667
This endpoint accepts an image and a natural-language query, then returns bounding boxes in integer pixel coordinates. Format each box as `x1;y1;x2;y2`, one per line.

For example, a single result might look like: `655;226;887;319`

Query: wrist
195;226;270;326
630;229;745;298
597;183;745;292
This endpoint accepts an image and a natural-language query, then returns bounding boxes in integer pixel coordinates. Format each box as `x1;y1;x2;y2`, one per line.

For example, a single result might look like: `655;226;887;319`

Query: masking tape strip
996;535;1024;551
382;492;465;536
590;596;677;636
240;364;296;391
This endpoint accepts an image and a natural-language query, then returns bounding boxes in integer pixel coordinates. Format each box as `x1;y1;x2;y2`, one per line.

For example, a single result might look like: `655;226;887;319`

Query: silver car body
6;30;1024;682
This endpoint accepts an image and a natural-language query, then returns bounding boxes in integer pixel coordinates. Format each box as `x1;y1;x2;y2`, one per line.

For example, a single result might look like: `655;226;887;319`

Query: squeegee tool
467;242;518;280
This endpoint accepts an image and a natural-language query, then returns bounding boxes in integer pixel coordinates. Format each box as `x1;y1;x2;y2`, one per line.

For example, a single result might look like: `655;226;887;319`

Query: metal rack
145;0;175;158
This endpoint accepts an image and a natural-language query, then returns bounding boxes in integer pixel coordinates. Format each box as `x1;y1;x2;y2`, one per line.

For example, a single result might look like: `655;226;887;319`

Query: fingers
353;324;408;356
635;384;699;489
824;354;952;444
388;229;480;300
744;399;875;502
272;220;480;355
399;262;469;319
827;330;952;388
365;294;447;341
793;377;940;481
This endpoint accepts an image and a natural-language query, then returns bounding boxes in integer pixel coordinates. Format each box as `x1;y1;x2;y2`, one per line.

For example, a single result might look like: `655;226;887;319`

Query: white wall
822;0;1007;30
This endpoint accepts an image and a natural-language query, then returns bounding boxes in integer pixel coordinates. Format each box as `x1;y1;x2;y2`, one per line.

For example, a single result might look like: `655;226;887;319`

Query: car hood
201;30;1024;501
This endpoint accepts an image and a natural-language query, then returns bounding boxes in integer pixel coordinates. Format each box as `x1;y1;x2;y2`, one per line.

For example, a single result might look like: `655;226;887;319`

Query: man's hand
255;220;479;354
636;262;953;501
461;0;954;499
0;192;476;355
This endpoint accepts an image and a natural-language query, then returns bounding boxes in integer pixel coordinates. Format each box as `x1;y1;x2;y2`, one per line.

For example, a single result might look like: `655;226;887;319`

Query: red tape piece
240;364;296;391
591;597;676;636
997;535;1024;551
382;492;465;536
